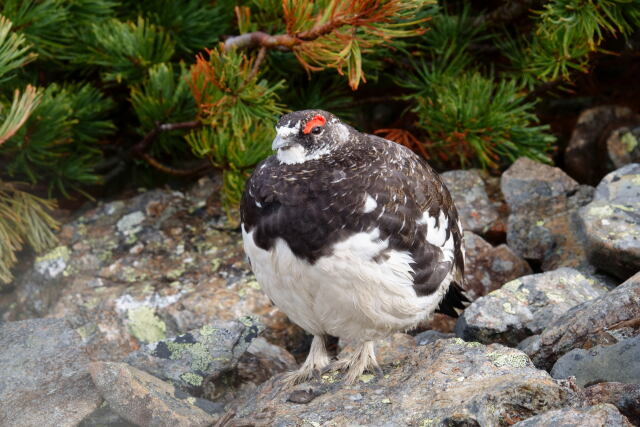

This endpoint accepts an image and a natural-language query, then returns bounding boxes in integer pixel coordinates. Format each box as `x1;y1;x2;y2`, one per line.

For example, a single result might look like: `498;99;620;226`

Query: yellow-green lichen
36;245;70;263
501;279;522;292
589;205;615;217
359;374;375;383
181;372;204;387
502;302;516;314
75;323;97;340
200;324;217;336
165;339;227;372
488;352;530;368
127;306;166;343
621;132;638;152
420;418;436;426
166;268;185;280
321;371;339;384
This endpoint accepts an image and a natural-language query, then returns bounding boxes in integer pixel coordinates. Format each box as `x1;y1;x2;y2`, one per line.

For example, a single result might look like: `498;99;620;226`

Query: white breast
241;225;451;341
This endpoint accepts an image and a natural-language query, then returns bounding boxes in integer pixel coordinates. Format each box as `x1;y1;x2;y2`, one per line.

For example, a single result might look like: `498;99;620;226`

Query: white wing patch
362;194;377;213
426;211;448;247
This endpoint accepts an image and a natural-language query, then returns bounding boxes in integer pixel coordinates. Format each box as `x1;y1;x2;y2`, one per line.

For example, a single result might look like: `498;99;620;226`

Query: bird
240;109;468;384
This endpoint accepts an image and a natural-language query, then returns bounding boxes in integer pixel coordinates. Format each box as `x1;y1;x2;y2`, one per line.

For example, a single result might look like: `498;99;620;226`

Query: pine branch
132;120;203;174
223;0;428;89
0;85;40;146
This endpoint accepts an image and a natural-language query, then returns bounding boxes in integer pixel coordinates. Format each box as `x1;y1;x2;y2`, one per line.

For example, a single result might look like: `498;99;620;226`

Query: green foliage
130;62;196;154
1;0;640;282
403;71;555;168
4;83;115;196
501;0;640;86
82;17;175;82
0;16;35;81
132;0;233;56
187;48;285;213
0;181;58;284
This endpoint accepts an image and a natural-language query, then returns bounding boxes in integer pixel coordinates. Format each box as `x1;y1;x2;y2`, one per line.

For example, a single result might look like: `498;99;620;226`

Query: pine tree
1;0;639;283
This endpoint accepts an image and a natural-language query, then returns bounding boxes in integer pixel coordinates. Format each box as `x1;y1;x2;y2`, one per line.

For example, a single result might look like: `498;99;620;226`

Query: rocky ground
1;107;639;426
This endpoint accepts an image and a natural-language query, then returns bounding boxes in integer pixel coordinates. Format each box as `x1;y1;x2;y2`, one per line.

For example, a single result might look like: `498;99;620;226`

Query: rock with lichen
577;163;640;280
0;176;302;362
565;105;640;185
523;271;640;371
125;317;263;395
0;318;102;427
583;382;640;425
441;170;499;234
89;361;222;427
231;338;575;426
501;157;596;272
512;403;633;427
551;335;640;387
456;268;608;346
463;231;532;299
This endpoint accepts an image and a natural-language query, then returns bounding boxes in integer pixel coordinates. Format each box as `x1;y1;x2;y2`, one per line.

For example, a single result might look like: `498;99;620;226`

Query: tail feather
435;281;469;318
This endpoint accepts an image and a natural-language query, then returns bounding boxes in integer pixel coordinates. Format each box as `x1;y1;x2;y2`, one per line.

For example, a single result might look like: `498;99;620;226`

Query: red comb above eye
303;115;326;134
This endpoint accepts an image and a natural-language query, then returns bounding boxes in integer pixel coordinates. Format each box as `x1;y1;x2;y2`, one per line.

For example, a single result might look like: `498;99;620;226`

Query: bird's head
272;110;351;165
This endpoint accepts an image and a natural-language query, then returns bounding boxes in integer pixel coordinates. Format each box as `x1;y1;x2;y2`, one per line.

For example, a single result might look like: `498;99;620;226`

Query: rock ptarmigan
240;110;468;384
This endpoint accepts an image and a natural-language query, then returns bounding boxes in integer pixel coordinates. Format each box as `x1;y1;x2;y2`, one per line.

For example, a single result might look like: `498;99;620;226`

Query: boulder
232;338;574;426
565;105;640;185
463;231;532;298
501;157;595;272
236;337;298;386
0;318;102;427
583;382;640;425
524;272;640;371
89;361;222;427
607;125;640;169
441;170;499;234
124;317;263;395
551;335;640;387
577;163;640;279
456;268;608;346
512;404;633;427
1;176;303;362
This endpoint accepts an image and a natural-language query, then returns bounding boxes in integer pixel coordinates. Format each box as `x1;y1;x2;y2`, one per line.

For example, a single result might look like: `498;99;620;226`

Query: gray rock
525;271;640;371
125;317;264;395
513;404;633;427
584;382;640;425
577;163;640;279
89;361;221;427
607;125;640;169
0;318;102;427
78;402;135;427
551;335;640;387
456;268;607;346
463;231;532;298
236;337;298;385
232;338;575;426
415;329;454;346
441;170;499;234
501;157;595;272
501;157;579;212
565;105;640;185
0;175;301;363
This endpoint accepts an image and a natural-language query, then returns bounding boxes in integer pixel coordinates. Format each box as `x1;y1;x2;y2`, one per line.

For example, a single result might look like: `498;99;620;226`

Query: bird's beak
272;134;289;151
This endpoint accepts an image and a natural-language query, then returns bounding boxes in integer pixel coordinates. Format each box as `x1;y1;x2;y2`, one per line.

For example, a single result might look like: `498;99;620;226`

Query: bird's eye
311;126;323;135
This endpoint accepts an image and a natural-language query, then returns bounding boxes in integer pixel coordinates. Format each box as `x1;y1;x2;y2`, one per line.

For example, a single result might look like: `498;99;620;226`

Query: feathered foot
282;335;330;386
329;340;381;384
